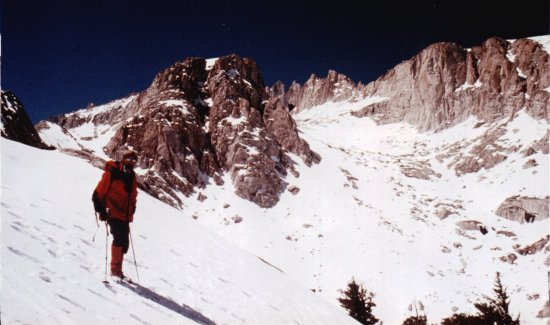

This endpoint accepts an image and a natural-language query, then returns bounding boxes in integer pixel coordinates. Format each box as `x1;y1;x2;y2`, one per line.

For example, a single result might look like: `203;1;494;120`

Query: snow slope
32;96;549;324
181;99;549;324
1;139;357;325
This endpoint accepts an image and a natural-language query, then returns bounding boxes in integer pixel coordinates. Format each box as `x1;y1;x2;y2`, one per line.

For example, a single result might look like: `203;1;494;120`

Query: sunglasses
124;157;137;162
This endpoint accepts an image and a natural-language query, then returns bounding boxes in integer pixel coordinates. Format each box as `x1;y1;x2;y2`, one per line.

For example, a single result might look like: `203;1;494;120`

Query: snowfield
20;93;550;324
1;139;357;325
7;96;549;324
181;102;548;324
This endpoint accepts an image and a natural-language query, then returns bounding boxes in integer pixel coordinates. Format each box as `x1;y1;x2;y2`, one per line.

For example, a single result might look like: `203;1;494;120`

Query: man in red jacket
94;150;138;278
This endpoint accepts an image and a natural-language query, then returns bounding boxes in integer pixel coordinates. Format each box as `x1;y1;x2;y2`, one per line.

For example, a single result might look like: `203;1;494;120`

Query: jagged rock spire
103;54;320;208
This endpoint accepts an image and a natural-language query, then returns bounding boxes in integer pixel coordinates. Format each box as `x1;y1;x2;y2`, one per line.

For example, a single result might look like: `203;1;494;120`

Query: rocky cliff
273;37;548;132
1;90;52;150
48;55;319;208
271;70;358;113
495;195;549;223
353;37;549;130
41;37;549;208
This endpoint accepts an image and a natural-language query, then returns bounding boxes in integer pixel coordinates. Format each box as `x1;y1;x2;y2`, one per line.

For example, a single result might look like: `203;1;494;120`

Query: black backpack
92;190;104;214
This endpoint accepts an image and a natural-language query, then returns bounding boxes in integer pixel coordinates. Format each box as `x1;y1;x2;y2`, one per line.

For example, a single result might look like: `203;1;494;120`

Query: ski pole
92;212;100;242
129;227;140;281
104;221;109;283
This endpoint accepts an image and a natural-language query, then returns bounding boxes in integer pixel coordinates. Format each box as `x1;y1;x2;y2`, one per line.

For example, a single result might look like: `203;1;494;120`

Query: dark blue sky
2;0;549;123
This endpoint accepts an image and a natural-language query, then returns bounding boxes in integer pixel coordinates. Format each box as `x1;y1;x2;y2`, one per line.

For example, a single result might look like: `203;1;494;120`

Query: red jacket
95;161;138;222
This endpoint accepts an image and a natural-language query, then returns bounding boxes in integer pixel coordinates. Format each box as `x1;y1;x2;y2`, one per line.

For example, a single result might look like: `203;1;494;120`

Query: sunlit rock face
101;54;318;208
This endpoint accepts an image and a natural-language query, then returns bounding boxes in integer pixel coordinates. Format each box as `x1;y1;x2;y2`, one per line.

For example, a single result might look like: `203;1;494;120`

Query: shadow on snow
118;281;216;325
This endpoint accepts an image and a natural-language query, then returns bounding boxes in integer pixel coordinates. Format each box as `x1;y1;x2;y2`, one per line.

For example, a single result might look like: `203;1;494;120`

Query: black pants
108;218;130;254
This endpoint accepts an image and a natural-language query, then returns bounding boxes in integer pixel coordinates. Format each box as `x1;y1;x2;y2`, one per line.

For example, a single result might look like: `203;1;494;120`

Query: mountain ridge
276;36;549;132
31;35;550;210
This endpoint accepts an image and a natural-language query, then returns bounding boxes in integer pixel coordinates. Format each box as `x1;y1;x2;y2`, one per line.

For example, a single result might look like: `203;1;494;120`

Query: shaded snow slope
1;139;357;325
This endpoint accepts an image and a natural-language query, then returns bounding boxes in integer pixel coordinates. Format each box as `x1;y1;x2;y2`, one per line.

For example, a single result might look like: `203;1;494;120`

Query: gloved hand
99;208;109;221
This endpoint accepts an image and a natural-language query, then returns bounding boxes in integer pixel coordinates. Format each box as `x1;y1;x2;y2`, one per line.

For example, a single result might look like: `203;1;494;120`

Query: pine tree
403;299;428;325
402;315;427;325
337;278;379;325
440;313;484;325
441;272;521;325
474;272;520;325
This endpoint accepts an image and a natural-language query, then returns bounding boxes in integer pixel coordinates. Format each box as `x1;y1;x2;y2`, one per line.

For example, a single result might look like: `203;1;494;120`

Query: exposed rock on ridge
272;37;548;133
104;57;220;207
263;97;321;167
268;36;549;180
272;71;357;113
94;54;319;208
205;55;285;207
353;37;549;131
1;90;52;150
495;195;549;223
48;96;137;130
292;70;357;112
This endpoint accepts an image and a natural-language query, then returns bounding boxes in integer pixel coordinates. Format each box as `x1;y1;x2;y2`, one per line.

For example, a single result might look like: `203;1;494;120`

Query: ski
115;276;134;285
102;276;134;285
119;277;134;285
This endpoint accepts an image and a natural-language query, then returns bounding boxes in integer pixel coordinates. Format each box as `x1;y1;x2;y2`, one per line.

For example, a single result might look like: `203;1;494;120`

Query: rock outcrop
205;55;287;207
515;235;550;256
268;70;358;114
104;57;220;207
284;81;302;110
1;90;52;150
271;37;548;133
495;195;549;223
263;97;321;167
353;37;549;131
49;95;135;130
289;70;358;113
63;54;321;208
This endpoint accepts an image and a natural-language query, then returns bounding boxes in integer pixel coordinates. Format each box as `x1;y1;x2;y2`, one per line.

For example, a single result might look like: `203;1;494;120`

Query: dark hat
122;150;138;160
